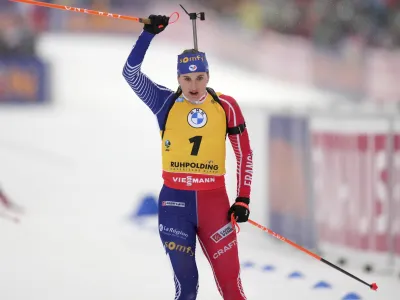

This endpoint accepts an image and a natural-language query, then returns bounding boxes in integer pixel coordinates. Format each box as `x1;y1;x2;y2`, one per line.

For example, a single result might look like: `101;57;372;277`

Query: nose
190;80;197;90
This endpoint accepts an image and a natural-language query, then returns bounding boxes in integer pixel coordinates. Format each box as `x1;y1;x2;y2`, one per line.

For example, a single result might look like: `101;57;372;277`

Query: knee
169;255;199;299
217;276;246;300
171;257;199;286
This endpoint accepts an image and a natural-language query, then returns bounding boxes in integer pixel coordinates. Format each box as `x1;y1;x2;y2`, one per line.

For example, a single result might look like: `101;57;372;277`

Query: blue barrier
0;57;49;104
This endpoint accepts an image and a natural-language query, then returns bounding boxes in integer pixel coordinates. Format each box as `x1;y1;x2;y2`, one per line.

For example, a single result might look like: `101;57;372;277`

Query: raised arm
123;20;174;115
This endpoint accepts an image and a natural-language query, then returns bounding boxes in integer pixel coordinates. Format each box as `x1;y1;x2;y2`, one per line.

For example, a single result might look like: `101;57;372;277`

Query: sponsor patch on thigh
162;201;185;208
164;241;194;256
159;224;189;240
210;222;234;243
213;240;237;259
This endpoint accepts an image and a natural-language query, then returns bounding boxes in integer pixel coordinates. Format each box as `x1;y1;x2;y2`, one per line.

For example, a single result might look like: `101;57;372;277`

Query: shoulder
215;93;242;114
216;93;238;105
211;92;244;125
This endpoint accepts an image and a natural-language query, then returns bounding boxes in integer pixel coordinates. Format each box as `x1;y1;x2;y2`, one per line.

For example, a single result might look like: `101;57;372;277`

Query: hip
162;171;225;191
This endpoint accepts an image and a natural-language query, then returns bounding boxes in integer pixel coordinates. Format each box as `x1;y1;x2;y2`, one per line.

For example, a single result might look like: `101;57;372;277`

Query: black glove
143;15;169;35
227;197;250;223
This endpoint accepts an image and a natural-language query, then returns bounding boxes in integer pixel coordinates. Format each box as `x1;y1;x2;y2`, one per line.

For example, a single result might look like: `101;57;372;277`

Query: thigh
196;187;240;278
158;185;198;272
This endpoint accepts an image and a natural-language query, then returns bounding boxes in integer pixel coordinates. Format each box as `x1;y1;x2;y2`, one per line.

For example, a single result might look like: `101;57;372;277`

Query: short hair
180;49;200;55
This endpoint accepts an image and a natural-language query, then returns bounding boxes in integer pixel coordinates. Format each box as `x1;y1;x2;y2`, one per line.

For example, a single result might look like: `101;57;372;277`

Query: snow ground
0;108;398;300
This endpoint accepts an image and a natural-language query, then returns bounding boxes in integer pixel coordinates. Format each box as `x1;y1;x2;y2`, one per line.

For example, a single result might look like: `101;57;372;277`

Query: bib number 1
189;136;202;156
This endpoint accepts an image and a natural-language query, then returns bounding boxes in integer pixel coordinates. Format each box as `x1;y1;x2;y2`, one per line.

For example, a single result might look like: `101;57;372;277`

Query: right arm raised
122;30;174;115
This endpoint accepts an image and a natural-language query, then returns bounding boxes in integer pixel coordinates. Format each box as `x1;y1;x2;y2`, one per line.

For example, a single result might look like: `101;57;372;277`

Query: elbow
122;68;130;83
122;64;130;80
122;61;141;80
122;65;137;83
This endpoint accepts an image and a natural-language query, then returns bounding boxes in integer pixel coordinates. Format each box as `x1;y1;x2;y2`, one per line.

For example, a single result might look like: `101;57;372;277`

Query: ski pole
247;218;378;291
9;0;179;25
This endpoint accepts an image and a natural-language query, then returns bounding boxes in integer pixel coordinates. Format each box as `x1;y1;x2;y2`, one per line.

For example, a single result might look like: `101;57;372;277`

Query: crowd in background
0;0;399;104
0;2;39;57
1;0;399;55
190;0;400;49
55;0;400;49
77;0;400;49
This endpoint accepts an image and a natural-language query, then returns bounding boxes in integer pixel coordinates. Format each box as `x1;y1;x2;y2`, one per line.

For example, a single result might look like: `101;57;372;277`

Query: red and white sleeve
219;95;253;199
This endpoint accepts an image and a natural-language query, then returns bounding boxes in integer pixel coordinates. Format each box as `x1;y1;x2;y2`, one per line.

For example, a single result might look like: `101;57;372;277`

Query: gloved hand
227;197;250;223
143;15;170;35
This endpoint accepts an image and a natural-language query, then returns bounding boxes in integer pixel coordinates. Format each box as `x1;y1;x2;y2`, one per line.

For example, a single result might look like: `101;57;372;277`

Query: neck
182;91;208;104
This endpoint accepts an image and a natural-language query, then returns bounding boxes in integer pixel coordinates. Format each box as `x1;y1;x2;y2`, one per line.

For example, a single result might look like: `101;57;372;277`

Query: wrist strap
235;202;249;210
230;202;249;234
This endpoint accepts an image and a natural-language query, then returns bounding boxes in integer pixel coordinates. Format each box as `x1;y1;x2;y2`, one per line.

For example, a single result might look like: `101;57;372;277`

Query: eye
197;76;204;81
185;77;191;81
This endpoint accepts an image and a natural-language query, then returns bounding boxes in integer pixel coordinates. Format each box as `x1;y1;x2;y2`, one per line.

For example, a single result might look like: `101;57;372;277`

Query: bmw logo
187;108;207;128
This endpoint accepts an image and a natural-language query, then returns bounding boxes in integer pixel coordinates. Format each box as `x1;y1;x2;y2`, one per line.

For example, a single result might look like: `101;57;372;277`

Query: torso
161;93;227;190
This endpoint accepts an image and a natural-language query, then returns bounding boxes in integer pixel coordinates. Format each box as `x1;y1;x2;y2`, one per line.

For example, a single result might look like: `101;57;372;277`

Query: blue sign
0;57;49;104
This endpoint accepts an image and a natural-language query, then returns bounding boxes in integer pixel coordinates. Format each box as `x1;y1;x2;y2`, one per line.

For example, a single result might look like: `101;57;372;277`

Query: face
178;72;209;102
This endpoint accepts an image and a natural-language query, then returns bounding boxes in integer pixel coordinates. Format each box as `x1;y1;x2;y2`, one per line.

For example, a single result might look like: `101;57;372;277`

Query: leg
158;185;199;300
196;187;247;300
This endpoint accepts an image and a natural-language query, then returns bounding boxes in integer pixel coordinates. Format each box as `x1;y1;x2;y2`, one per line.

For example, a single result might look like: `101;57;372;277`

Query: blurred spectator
2;0;399;50
0;5;38;57
187;0;400;49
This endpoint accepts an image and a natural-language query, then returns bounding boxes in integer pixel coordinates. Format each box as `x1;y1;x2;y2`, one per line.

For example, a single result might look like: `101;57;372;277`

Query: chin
188;95;201;102
186;92;207;103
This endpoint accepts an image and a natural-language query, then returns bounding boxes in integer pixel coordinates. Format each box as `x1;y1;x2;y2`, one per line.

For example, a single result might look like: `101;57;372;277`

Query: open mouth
189;91;199;96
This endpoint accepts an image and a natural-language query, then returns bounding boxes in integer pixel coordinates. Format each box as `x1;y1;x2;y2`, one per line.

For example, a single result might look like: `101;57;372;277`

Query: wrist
141;29;156;39
235;197;250;205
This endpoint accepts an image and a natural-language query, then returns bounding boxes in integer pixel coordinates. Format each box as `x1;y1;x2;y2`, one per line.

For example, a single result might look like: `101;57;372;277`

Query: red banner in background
312;132;391;253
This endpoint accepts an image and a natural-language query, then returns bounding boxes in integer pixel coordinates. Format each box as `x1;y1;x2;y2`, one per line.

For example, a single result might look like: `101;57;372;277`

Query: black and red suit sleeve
219;94;253;199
